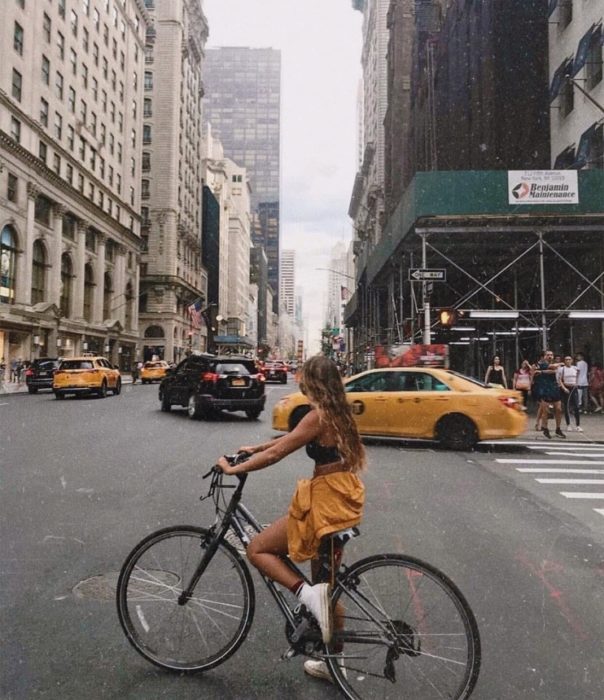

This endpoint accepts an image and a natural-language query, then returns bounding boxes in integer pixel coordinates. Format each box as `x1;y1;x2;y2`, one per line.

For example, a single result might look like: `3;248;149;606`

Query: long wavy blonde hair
299;355;366;473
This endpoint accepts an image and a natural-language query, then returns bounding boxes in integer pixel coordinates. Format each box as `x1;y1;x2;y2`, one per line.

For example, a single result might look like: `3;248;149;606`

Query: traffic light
439;308;457;327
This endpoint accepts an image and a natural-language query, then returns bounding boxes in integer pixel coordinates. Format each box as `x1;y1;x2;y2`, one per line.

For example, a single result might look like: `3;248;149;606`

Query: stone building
1;0;149;369
138;0;208;362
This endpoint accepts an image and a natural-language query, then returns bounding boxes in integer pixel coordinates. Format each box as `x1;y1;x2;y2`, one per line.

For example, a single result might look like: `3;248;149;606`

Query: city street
1;383;604;699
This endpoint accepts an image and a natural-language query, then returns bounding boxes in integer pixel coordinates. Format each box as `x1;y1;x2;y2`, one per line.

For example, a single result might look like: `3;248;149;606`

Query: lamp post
198;303;224;355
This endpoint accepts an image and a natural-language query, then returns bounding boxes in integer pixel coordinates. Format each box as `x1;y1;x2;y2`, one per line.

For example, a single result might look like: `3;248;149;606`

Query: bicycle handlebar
201;452;251;500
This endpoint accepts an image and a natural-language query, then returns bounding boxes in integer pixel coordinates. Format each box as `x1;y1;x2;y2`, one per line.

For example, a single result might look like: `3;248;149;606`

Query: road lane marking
497;459;604;465
544;452;604;457
527;445;604;451
517;468;604;474
560;492;604;499
535;479;604;485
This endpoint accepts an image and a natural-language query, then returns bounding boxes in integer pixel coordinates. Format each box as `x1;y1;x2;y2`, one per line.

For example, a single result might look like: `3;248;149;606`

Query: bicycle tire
327;553;481;700
116;525;255;672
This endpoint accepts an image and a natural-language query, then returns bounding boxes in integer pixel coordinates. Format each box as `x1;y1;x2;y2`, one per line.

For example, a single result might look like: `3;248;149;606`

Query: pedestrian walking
589;364;604;413
557;355;582;432
575;353;589;413
131;362;140;384
10;358;17;382
485;356;507;388
512;359;532;408
534;350;565;439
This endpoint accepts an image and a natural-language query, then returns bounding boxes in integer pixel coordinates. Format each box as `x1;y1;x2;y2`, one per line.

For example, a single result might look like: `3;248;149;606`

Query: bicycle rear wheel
327;554;481;699
116;526;255;672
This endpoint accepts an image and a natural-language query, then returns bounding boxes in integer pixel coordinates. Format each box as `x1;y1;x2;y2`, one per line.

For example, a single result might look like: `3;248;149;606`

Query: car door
389;371;452;438
169;358;192;405
344;371;393;435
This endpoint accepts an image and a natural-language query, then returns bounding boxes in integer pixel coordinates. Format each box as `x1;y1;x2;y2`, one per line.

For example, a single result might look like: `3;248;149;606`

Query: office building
280;249;295;318
138;0;208;362
1;0;148;369
203;46;282;309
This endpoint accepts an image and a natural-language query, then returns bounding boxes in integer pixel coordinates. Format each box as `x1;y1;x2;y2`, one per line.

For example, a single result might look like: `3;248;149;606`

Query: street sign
408;268;447;282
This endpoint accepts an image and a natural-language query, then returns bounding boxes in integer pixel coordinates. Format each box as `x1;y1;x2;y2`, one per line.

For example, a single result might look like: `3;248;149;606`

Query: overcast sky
203;0;362;354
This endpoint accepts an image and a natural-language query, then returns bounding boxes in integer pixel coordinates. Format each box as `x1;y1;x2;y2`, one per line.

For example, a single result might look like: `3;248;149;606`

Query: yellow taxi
140;360;170;384
272;367;527;450
53;356;121;399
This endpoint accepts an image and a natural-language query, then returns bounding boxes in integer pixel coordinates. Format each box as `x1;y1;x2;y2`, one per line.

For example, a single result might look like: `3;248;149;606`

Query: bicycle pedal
281;647;297;660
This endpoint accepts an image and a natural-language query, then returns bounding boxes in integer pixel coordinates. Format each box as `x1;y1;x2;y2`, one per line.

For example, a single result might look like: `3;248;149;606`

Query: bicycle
116;453;481;699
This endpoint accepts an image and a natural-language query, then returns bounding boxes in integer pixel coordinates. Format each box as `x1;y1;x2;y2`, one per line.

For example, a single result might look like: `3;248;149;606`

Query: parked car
53;356;121;399
272;367;527;450
159;353;266;420
140;360;170;384
25;357;60;393
261;361;288;384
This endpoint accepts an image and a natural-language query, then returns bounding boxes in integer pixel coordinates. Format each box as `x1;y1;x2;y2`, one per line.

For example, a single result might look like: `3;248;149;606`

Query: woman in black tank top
485;355;507;388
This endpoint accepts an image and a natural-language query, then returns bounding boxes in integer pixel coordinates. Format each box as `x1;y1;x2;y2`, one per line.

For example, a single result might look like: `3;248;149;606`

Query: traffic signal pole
422;233;431;344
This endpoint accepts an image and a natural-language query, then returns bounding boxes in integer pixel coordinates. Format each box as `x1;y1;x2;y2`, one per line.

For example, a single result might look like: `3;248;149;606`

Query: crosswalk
495;442;604;519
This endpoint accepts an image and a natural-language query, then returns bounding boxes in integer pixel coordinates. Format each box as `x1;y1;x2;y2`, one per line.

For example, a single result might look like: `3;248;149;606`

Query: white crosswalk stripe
496;443;604;518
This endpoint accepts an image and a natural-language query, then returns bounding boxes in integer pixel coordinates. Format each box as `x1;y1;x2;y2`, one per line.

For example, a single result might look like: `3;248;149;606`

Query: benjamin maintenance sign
508;170;579;205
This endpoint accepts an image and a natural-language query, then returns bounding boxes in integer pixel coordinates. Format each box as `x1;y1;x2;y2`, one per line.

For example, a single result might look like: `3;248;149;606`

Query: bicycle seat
325;527;360;544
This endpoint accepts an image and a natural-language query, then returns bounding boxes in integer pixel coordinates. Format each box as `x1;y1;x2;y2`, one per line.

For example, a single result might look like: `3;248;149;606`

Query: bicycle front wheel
328;554;481;700
116;526;255;672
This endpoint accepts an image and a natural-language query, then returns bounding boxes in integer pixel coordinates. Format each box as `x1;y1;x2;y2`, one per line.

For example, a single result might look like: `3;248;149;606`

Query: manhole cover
73;570;179;600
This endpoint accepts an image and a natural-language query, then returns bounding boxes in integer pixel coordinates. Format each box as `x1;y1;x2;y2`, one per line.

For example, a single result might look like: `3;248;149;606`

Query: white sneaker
566;425;574;432
304;657;348;683
298;583;332;644
304;659;332;683
576;426;584;432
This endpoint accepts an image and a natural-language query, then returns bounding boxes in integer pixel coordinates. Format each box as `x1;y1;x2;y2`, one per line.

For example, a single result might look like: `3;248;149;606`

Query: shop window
35;196;52;226
83;264;94;321
31;240;46;304
60;253;73;317
0;225;18;304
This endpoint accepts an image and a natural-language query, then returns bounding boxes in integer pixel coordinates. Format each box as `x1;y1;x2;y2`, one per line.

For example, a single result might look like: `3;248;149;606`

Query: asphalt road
1;382;603;699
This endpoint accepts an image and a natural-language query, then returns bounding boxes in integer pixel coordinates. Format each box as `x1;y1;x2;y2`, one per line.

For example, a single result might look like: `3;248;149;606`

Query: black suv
25;358;60;393
159;354;266;420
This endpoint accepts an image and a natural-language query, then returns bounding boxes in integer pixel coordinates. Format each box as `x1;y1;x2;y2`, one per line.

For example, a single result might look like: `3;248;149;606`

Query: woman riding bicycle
217;354;366;681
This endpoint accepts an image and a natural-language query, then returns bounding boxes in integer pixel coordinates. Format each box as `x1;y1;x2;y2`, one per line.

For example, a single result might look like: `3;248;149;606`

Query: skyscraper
280;249;295;317
203;47;281;309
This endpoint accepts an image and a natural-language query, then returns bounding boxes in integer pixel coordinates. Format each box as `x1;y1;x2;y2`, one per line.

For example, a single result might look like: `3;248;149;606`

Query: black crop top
306;440;341;466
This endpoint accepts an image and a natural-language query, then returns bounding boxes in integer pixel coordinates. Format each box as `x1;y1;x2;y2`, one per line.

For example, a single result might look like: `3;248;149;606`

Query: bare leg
246;515;301;589
554;401;562;429
540;400;549;430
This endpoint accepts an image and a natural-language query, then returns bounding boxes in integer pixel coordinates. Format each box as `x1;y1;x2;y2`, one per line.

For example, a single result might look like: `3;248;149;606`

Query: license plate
39;372;48;377
231;378;245;387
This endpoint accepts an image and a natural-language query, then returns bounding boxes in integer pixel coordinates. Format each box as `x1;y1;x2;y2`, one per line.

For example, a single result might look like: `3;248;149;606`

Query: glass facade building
203;47;281;309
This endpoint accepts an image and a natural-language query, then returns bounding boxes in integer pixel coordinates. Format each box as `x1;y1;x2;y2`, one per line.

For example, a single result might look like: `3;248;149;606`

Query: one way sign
408;268;447;282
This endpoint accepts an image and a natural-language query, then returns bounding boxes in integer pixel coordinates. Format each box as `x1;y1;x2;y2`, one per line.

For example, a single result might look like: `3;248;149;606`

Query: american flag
187;300;203;329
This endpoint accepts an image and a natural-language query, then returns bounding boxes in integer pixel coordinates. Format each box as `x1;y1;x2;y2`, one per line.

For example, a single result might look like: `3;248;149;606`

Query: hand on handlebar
216;456;239;475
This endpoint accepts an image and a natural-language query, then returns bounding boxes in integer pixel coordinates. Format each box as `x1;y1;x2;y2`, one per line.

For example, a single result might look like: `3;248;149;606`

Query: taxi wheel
98;381;108;399
55;391;65;400
246;409;262;420
113;379;122;396
436;414;478;451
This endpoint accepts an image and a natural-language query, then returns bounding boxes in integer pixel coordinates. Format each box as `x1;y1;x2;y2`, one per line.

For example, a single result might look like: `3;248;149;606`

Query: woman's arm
238;436;285;455
484;367;491;383
218;410;321;475
501;369;508;388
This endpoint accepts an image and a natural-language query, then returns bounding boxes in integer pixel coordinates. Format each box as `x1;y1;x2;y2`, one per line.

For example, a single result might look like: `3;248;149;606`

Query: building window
40;97;48;126
109;133;114;155
560;78;574;117
108;165;114;186
57;31;65;59
31;240;46;304
43;13;51;43
53;153;61;175
79;136;86;160
141;206;150;226
54;112;62;139
141;179;150;199
39;141;48;164
100;123;106;145
143;98;152;117
83;0;90;17
118;112;123;133
78;174;84;192
102;57;108;79
70;10;78;37
7;174;18;203
42;55;50;84
80;99;87;124
559;0;572;30
1;225;18;304
132;99;137;119
93;8;100;31
88;182;94;200
90;112;97;136
83;264;94;321
130;157;136;176
35;195;51;225
142;151;151;171
68;87;76;112
112;37;117;59
130;186;135;205
14;21;24;55
144;0;155;9
82;63;88;88
55;71;64;99
111;69;116;91
58;0;66;19
65;163;73;184
63;214;76;240
120;50;125;71
103;272;113;320
116;173;121;194
103;23;108;46
12;69;22;102
60;253;73;318
93;42;99;66
83;27;89;52
117;143;122;164
92;77;98;101
143;124;152;144
131;129;136;148
144;71;153;90
85;228;96;251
